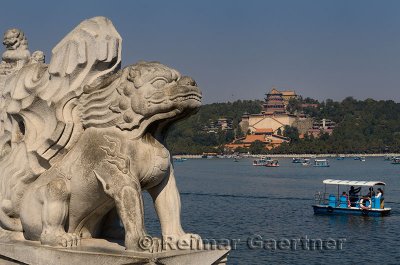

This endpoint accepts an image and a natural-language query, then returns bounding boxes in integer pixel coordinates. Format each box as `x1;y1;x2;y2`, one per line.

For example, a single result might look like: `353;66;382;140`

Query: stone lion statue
0;28;30;74
0;17;202;252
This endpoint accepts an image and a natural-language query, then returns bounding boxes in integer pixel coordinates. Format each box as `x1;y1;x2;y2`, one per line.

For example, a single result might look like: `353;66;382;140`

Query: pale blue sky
1;0;399;103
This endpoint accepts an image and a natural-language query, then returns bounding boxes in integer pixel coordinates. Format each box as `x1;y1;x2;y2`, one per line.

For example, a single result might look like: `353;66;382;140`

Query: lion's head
1;28;30;64
81;61;202;139
3;29;27;51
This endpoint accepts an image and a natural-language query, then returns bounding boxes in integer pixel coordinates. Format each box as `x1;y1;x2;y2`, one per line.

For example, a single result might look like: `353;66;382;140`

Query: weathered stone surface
0;16;224;264
0;238;230;265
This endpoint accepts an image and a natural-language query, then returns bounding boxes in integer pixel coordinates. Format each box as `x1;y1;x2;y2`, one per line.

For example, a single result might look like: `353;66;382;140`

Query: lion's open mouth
170;92;202;103
145;91;201;140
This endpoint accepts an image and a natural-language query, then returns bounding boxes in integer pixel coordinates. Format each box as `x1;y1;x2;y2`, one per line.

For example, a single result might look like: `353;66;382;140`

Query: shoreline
173;153;400;159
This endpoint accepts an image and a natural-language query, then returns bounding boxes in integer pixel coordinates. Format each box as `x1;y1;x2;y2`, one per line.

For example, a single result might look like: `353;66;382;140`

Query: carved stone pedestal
0;238;229;265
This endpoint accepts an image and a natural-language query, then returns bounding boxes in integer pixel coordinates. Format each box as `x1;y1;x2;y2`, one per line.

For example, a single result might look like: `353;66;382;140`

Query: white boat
392;157;400;164
354;156;366;161
292;158;306;163
265;160;279;167
313;179;391;216
253;158;270;166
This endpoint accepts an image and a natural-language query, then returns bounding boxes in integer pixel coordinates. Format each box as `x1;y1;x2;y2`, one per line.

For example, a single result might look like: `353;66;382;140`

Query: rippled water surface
143;157;400;264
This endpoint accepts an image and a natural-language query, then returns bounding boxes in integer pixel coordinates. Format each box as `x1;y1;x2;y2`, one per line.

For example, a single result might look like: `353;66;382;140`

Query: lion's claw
58;233;80;247
41;231;81;248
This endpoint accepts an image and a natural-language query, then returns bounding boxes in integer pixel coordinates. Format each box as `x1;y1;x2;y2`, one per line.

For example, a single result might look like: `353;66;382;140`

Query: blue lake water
143;157;400;264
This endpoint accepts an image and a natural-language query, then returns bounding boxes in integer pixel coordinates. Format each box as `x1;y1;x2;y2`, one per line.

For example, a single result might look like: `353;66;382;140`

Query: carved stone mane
81;61;183;138
80;69;124;129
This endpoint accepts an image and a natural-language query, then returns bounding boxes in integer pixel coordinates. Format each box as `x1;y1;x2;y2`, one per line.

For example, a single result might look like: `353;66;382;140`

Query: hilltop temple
262;88;297;114
226;87;312;150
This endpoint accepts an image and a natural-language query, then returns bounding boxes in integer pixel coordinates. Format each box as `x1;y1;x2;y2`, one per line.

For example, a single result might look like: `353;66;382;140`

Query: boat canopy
323;179;386;186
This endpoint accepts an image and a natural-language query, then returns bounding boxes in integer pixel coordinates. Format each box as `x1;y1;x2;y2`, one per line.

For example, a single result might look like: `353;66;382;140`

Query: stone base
0;237;229;265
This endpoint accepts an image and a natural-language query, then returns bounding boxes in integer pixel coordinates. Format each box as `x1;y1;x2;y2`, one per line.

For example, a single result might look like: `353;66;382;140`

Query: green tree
286;98;302;114
235;146;249;154
225;130;235;143
283;126;300;142
167;97;400;155
249;140;266;154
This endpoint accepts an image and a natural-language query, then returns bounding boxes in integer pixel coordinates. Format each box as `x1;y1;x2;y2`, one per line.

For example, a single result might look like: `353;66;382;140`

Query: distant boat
173;157;187;162
292;158;306;163
253;158;271;166
302;159;311;166
384;155;393;161
336;155;345;160
354;156;365;161
233;156;241;162
313;159;330;167
392;157;400;164
265;159;279;167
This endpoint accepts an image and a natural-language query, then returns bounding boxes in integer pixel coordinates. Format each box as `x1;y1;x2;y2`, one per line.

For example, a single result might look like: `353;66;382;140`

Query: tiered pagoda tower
262;88;286;114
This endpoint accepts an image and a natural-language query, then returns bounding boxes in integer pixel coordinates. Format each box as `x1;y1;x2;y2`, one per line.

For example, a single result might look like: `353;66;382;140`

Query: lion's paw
41;231;81;248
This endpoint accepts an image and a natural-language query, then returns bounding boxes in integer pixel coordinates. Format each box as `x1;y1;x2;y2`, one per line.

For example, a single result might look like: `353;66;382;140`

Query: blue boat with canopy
313;159;330;167
313;179;391;216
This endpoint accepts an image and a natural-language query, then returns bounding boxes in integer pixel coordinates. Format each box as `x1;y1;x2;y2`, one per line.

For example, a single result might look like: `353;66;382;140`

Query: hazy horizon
1;0;399;104
196;95;400;105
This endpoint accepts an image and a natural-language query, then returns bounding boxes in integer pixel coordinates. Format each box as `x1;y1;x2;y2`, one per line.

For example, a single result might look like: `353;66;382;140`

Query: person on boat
364;187;375;198
341;191;351;207
375;188;384;208
348;186;361;206
375;188;383;198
